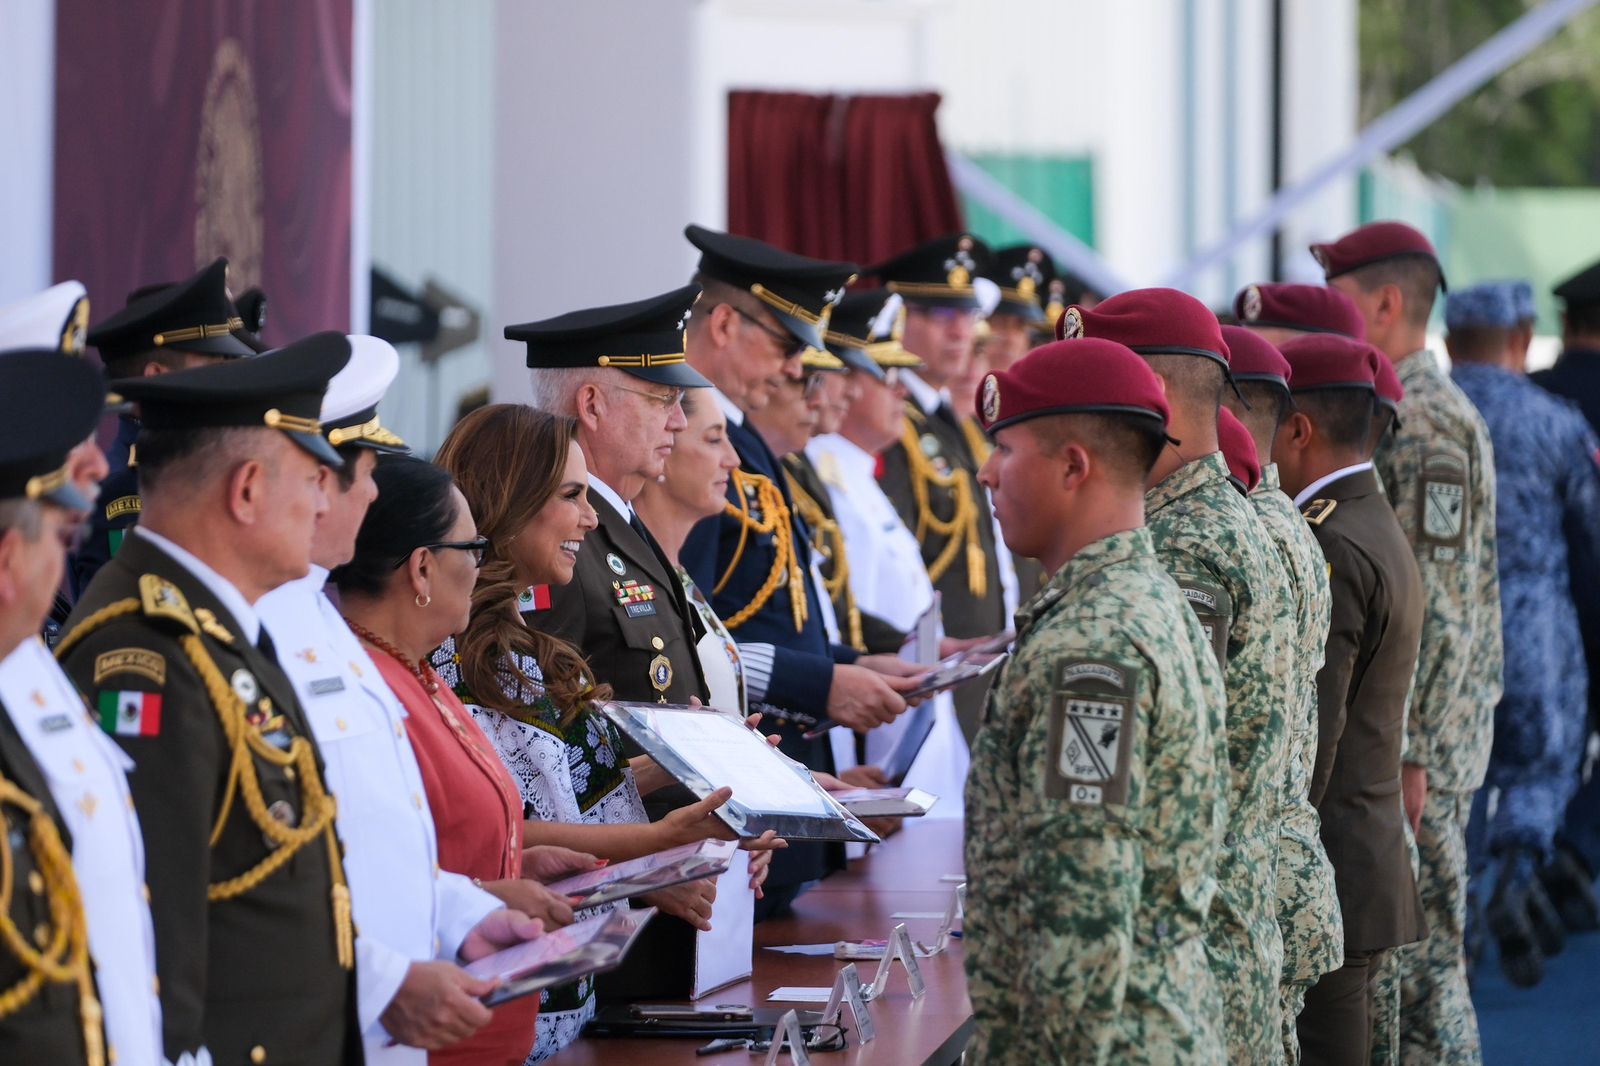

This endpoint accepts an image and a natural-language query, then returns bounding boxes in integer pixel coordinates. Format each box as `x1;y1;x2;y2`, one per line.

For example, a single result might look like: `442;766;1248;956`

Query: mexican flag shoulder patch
98;690;163;737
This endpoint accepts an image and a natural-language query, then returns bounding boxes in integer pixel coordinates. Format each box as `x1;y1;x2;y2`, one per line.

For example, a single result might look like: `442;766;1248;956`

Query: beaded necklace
343;618;440;695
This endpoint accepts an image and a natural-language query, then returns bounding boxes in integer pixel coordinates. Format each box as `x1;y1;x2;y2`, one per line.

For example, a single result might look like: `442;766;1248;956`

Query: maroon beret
976;337;1169;435
1217;406;1260;493
1279;333;1381;392
1309;221;1447;291
1220;326;1290;390
1373;355;1404;412
1055;287;1229;370
1233;282;1366;339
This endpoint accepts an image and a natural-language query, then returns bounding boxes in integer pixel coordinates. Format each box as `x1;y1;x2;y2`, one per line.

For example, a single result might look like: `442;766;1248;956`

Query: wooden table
547;819;973;1065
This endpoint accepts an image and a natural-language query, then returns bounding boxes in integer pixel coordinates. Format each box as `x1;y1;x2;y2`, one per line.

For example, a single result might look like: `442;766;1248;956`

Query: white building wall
0;0;57;304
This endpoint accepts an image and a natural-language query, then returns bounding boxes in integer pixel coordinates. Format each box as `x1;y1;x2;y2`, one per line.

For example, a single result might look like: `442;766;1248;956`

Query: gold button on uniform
412;793;423;810
141;884;152;903
250;1045;267;1064
152;976;160;995
336;718;348;732
34;923;49;947
651;636;664;651
28;870;44;895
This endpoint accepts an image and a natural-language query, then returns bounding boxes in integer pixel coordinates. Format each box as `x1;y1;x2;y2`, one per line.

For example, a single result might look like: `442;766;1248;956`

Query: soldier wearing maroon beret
1057;288;1295;1065
964;338;1228;1064
1313;222;1501;1065
1235;282;1368;345
1219;323;1346;1060
1218;406;1260;493
1271;332;1427;1066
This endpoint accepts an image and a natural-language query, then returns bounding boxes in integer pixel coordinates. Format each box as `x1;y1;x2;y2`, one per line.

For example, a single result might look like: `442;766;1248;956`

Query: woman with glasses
430;405;778;1061
331;455;576;1066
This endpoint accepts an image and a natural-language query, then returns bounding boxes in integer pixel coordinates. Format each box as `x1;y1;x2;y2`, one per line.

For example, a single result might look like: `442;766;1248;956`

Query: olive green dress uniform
1251;463;1345;1062
1297;467;1428;1064
59;535;359;1066
0;710;104;1066
874;236;1008;742
782;452;905;656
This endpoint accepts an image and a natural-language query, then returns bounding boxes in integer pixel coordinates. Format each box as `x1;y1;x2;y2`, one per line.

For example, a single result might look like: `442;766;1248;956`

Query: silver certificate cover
600;702;880;843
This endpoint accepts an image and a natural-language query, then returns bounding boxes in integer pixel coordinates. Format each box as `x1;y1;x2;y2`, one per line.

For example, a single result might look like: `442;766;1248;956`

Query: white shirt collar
587;475;632;520
806;433;876;480
1293;460;1374;508
901;371;943;416
710;386;745;427
134;526;262;644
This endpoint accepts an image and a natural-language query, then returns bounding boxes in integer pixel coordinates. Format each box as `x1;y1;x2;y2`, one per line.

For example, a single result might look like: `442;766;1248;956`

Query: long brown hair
434;404;612;724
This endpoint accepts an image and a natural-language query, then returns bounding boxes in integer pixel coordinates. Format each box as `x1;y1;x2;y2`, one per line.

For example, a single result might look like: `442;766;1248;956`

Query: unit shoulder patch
1045;659;1138;807
1417;449;1468;550
1176;579;1232;670
93;648;166;687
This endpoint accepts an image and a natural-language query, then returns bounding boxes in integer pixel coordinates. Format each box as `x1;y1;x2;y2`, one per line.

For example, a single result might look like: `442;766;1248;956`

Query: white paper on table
763;943;839;956
693;851;753;998
767;986;834;1003
645;710;828;815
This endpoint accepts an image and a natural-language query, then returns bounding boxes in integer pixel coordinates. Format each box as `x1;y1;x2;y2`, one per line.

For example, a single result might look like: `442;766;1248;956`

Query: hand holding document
462;907;657;1006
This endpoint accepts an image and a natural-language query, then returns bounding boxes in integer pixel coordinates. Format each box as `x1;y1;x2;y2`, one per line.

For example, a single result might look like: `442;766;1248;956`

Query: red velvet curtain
727;90;964;267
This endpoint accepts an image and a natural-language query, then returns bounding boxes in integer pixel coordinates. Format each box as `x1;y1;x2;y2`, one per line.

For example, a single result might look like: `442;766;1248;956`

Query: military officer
515;285;714;712
1273;332;1427;1066
680;226;915;916
1313;224;1501;1059
1057;287;1295;1064
1532;257;1600;922
1447;281;1600;993
72;259;258;600
965;337;1228;1064
874;234;1012;742
57;334;361;1065
1219;325;1344;1064
256;336;548;1061
0;281;98;643
0;351;163;1066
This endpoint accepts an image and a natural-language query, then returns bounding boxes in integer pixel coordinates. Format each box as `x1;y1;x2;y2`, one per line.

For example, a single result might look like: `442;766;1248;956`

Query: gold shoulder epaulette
139;574;199;634
192;607;236;645
1301;498;1338;526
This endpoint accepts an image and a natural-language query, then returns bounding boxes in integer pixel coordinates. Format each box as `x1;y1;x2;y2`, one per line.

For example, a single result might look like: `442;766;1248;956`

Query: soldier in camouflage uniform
1447;281;1600;994
1058;290;1293;1064
1315;222;1500;1064
965;337;1228;1065
1221;324;1344;1064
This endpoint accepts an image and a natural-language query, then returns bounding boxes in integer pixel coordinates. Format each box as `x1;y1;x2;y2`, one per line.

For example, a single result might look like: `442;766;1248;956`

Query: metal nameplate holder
818;962;875;1043
928;882;965;955
762;1009;812;1066
862;923;926;1001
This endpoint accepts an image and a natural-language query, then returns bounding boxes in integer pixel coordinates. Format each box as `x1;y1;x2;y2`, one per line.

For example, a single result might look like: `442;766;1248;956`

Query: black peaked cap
685;225;858;353
90;258;255;362
0;351;106;511
872;233;992;310
507;284;712;389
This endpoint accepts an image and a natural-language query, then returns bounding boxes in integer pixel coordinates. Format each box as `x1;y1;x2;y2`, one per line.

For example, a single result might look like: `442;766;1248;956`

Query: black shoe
1540;847;1600;933
1526;878;1567;956
1487;882;1545;988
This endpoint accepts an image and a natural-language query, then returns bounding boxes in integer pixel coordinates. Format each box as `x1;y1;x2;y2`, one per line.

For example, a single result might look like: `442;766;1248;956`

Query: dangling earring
415;593;432;608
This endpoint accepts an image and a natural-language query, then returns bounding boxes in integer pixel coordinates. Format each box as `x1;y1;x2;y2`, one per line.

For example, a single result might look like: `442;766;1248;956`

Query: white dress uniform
804;433;969;815
256;334;500;1063
0;636;165;1066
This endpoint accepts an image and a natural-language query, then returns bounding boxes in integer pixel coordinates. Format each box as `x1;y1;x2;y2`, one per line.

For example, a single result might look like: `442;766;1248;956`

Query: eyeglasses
730;306;807;359
610;382;687;410
396;536;490;569
802;372;830;398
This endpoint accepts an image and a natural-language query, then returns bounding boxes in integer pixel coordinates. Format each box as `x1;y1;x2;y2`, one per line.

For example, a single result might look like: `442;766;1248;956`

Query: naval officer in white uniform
0;332;168;1066
257;336;551;1062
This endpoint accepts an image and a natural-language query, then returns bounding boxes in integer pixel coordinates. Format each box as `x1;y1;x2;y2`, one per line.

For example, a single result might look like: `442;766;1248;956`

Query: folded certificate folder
830;787;939;818
548;839;738;910
464;906;657;1006
601;702;880;844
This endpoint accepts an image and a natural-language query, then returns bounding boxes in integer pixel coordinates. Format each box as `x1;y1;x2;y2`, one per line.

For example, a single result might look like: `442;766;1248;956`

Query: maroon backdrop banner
54;0;353;347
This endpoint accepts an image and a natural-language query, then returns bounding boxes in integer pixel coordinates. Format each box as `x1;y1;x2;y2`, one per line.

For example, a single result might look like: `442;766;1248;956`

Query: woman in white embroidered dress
429;405;777;1061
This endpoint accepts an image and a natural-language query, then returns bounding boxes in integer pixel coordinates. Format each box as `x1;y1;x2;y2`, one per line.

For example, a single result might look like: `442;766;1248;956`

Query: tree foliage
1360;0;1600;186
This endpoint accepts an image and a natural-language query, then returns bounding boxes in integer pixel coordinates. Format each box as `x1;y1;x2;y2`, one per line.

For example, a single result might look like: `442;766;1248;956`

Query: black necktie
255;628;279;664
628;510;706;643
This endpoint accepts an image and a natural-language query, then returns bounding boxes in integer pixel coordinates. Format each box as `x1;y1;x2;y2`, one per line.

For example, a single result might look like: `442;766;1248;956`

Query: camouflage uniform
965;526;1229;1065
1146;452;1292;1065
1371;350;1502;1065
1251;463;1344;1063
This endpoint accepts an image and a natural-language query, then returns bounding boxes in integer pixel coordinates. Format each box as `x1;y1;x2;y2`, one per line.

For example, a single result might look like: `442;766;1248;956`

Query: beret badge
1241;284;1263;322
1060;306;1085;340
981;373;1001;423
